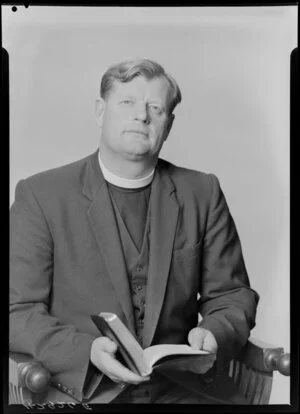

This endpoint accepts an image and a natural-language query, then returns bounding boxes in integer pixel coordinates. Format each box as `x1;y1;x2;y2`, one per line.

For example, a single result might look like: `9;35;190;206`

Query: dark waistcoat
107;183;151;346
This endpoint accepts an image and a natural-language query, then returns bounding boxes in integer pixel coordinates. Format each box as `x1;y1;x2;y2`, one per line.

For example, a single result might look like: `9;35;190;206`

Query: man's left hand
185;327;218;374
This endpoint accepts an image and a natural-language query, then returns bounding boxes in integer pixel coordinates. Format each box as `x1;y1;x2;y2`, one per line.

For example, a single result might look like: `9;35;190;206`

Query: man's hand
185;327;218;374
90;337;150;385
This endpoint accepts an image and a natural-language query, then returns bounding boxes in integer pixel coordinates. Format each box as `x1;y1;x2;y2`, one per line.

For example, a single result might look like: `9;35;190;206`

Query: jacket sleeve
198;174;259;367
10;179;103;402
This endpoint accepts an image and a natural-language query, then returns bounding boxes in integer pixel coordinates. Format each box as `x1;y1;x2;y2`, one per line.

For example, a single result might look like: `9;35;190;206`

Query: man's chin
124;145;151;159
125;151;150;161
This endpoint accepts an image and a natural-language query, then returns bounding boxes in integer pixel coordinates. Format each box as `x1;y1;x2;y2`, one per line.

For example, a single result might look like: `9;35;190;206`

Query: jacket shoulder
158;158;218;194
21;153;94;196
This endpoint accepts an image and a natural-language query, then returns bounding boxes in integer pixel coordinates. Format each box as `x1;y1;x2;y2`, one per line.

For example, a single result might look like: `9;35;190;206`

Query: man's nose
135;103;149;123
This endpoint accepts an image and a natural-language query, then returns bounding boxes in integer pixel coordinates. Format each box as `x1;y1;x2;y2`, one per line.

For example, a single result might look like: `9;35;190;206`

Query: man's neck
99;147;157;180
98;151;155;189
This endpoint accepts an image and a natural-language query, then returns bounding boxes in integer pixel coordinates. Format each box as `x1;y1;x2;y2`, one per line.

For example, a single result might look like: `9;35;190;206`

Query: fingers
90;337;150;385
98;336;119;354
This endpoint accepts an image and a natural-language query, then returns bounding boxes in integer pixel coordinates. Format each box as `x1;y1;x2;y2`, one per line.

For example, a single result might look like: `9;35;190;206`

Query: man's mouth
125;130;148;136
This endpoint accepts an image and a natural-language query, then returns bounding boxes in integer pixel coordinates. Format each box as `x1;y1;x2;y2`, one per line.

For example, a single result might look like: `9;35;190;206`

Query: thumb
101;337;118;354
188;328;205;350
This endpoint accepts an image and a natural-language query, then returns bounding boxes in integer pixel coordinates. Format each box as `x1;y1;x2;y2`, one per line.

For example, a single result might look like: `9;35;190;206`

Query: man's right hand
90;337;150;385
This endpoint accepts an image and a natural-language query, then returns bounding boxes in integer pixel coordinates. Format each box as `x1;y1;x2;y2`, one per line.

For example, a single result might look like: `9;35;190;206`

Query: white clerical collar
98;151;155;189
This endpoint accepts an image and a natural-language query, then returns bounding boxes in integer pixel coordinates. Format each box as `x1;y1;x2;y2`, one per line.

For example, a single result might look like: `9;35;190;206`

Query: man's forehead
109;76;170;98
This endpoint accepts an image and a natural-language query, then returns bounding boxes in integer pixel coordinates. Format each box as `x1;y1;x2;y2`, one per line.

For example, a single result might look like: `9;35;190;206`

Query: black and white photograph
4;4;297;409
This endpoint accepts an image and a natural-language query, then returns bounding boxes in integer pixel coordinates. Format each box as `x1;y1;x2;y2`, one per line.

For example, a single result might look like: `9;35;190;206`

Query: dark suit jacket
10;150;259;402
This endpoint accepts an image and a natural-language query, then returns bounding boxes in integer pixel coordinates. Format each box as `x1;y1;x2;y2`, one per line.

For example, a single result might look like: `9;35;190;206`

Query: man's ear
164;114;175;141
95;98;106;127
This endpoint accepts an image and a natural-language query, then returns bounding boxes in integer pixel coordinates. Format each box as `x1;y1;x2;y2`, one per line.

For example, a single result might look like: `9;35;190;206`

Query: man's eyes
121;99;134;105
120;100;164;114
148;104;163;114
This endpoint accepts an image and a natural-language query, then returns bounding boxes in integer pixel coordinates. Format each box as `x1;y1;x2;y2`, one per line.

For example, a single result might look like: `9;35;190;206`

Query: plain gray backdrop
3;5;297;404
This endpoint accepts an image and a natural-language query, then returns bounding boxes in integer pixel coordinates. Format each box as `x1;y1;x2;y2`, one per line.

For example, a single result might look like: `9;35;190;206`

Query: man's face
96;76;174;162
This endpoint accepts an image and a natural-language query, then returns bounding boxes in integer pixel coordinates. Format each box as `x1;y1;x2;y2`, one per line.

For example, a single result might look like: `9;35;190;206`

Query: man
10;58;259;404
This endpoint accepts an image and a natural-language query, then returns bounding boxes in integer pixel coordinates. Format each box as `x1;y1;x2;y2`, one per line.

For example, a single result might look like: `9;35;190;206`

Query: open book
91;312;211;377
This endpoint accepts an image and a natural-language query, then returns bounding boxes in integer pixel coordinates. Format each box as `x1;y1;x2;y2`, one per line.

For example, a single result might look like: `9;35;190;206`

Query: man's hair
100;58;182;114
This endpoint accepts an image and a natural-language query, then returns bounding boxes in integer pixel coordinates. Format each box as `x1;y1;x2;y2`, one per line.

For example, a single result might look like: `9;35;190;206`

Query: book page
144;344;209;369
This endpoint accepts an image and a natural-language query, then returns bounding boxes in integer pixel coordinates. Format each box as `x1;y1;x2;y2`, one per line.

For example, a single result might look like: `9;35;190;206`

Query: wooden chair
227;337;290;404
8;337;290;405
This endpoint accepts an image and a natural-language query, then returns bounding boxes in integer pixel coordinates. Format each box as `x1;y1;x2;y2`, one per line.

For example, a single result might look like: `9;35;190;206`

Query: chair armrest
235;337;290;376
228;337;290;404
9;352;52;393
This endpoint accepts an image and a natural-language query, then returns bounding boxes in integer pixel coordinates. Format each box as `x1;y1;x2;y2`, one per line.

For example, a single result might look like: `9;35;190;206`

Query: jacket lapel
143;161;179;348
81;151;136;334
